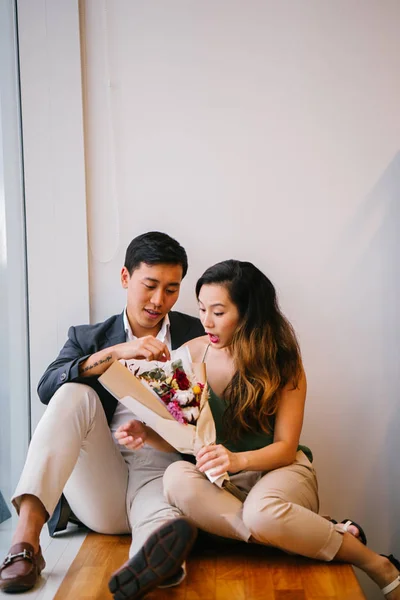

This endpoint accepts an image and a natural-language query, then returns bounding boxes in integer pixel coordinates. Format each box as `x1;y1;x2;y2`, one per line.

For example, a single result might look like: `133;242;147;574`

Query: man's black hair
124;231;188;278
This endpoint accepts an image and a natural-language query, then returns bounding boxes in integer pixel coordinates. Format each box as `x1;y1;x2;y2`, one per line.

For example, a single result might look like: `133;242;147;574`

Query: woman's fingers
198;456;227;472
199;461;227;476
197;445;214;460
197;444;221;461
197;444;231;475
196;451;216;469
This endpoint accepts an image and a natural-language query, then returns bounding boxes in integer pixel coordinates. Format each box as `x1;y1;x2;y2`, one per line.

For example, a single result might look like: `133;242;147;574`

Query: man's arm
78;336;171;377
37;326;92;405
38;328;171;405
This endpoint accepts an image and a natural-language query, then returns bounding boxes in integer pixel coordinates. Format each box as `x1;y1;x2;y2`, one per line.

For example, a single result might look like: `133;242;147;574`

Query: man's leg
108;450;197;600
126;448;183;556
1;383;129;594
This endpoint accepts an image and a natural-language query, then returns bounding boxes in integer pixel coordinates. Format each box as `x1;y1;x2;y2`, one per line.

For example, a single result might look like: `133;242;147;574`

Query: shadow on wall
329;150;400;545
311;151;400;600
371;152;400;553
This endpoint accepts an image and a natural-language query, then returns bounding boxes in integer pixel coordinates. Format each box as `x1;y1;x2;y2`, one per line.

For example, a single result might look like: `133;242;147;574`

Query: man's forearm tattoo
79;354;113;374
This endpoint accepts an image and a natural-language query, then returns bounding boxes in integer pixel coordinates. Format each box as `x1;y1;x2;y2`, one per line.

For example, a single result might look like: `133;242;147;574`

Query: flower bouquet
98;347;228;487
127;359;204;426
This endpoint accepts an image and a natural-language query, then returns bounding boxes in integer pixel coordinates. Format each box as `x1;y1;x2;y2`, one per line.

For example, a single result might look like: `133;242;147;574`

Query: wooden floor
55;533;366;600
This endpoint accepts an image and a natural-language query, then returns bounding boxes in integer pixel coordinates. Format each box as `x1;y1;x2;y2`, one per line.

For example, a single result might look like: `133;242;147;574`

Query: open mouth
144;309;162;319
207;333;220;344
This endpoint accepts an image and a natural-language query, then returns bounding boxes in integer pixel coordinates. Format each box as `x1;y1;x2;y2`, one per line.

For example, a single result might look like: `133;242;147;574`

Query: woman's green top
208;385;313;463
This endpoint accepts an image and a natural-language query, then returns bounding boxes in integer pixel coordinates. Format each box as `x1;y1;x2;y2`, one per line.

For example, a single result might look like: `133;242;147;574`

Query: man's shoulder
169;310;201;326
169;310;204;347
169;310;204;335
70;313;123;341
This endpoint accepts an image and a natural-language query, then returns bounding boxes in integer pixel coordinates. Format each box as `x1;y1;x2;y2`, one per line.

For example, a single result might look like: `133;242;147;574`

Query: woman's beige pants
164;451;345;561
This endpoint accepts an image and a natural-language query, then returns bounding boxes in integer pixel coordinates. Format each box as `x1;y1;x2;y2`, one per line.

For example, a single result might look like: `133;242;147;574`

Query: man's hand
196;444;245;476
114;336;171;362
78;336;170;378
115;420;147;450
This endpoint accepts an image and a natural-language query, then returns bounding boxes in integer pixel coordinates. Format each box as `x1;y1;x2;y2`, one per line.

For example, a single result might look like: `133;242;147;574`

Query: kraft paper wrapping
99;358;228;487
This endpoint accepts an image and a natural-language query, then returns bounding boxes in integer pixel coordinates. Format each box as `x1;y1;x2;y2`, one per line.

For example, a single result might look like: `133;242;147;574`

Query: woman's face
198;283;240;349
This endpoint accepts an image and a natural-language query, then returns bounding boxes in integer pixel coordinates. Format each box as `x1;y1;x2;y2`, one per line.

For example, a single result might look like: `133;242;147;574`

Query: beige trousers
164;451;345;561
12;383;182;556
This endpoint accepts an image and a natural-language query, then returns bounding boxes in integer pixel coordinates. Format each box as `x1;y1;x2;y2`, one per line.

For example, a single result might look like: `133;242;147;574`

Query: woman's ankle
363;555;398;590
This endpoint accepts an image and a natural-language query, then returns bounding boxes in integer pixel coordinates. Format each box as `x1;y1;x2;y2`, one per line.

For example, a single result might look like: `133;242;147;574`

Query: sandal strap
381;575;400;596
341;520;352;532
2;549;34;568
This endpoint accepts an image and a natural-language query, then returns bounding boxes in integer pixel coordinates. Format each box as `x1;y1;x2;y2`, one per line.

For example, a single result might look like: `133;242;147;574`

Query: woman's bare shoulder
184;335;209;362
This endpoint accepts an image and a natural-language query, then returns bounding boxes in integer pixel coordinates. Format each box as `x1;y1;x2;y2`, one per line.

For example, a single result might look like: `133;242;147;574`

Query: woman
161;259;400;598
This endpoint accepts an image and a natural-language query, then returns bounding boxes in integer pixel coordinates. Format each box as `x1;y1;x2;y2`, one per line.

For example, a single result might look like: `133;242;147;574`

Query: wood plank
244;547;276;600
54;533;366;600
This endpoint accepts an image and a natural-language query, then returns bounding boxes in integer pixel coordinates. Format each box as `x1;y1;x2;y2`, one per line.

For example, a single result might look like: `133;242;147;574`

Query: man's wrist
112;342;134;361
110;344;122;361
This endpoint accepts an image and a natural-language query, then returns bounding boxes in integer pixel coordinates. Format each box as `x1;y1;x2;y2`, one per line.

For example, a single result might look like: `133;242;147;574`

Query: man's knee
49;382;100;412
38;383;104;435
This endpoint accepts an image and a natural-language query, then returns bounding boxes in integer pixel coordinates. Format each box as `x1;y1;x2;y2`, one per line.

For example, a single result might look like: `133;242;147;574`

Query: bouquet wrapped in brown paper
99;347;229;488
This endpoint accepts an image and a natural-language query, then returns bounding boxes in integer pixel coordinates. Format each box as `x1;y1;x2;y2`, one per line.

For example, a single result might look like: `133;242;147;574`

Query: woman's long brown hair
196;260;302;439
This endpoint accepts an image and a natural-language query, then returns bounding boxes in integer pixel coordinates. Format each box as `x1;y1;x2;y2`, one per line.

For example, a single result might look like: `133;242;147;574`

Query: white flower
174;389;195;406
182;406;200;423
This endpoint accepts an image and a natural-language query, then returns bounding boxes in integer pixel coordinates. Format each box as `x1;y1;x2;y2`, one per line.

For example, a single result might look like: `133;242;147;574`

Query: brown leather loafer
0;542;46;593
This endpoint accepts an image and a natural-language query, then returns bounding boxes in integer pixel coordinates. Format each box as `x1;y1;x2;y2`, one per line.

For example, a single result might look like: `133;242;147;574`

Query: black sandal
328;518;368;546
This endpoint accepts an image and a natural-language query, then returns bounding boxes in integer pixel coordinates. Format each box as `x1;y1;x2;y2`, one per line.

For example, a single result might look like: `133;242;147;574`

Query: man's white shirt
109;309;171;438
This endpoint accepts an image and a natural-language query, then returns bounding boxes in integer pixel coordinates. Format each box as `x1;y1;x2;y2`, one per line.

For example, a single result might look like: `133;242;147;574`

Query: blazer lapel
103;312;126;347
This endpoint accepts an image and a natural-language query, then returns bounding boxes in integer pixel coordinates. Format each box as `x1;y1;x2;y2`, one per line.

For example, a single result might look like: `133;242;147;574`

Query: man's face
121;262;183;336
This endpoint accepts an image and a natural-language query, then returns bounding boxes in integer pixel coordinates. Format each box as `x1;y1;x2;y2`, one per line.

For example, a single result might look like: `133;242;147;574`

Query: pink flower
138;362;202;425
167;400;186;424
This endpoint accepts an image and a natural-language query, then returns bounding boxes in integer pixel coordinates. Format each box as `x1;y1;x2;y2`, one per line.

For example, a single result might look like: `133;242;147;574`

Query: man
0;232;203;597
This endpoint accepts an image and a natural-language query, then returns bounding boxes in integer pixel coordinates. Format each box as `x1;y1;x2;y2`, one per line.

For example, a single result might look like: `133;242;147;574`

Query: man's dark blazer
38;310;204;535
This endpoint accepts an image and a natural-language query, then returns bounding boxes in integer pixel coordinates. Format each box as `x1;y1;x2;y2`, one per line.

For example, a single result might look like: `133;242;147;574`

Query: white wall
81;3;400;597
17;1;400;598
17;0;90;430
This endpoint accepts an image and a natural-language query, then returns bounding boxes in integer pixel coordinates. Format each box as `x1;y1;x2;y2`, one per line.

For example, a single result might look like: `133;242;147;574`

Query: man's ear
121;266;130;289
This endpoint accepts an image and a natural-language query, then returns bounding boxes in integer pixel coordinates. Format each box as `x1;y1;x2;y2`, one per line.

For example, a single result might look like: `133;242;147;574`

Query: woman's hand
115;419;147;450
196;444;244;476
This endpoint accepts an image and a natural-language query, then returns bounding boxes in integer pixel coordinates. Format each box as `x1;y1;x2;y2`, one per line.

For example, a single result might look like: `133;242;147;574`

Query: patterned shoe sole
108;518;197;600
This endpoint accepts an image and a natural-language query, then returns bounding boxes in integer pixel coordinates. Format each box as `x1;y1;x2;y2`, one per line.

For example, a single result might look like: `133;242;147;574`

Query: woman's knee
242;496;291;541
163;461;198;505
